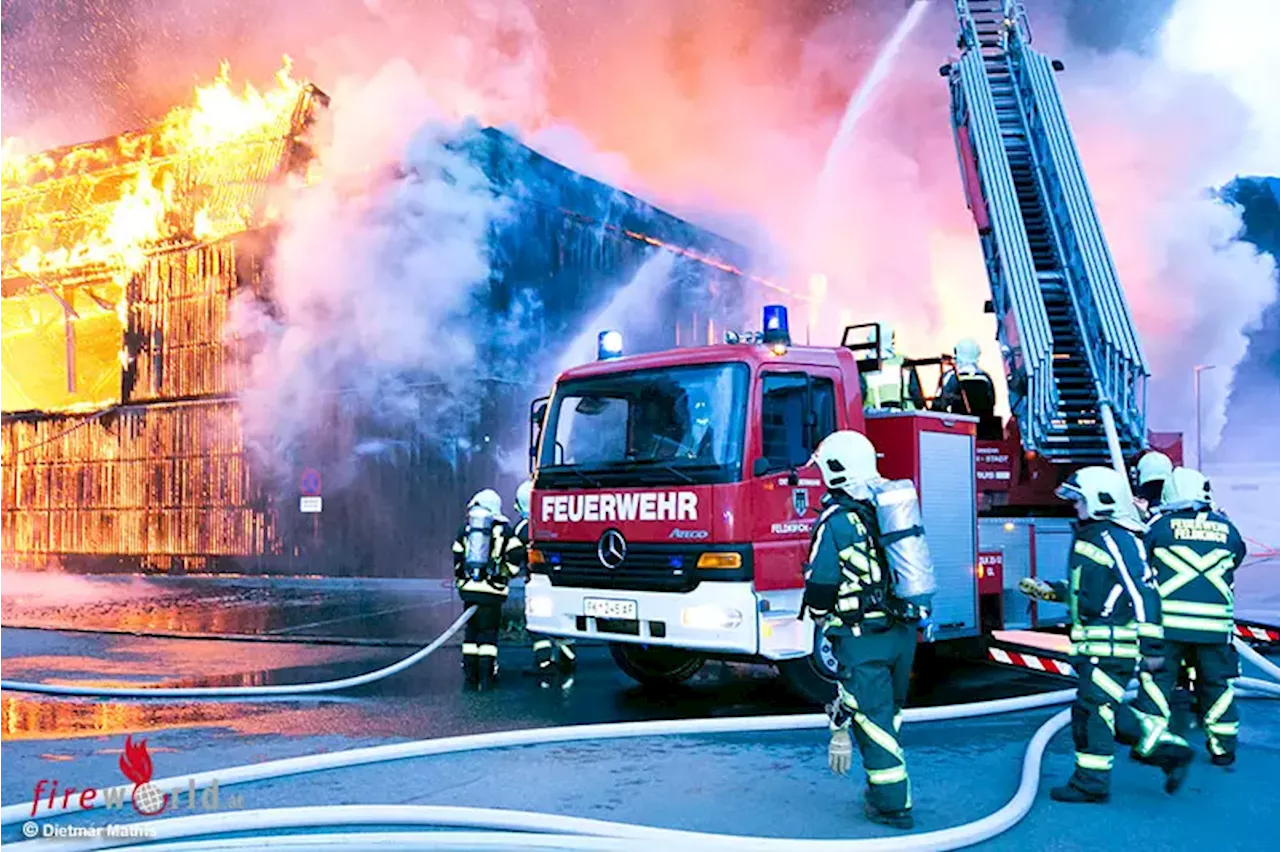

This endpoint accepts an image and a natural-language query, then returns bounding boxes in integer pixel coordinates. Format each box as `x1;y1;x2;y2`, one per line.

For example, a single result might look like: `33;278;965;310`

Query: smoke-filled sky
2;0;1277;453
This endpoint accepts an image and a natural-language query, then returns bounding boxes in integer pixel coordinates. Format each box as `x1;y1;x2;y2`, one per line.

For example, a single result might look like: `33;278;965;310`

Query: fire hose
0;608;475;698
2;639;1278;851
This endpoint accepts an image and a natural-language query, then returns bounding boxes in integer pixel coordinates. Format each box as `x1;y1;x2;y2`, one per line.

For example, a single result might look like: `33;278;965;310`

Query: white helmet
954;338;980;367
812;430;879;493
468;488;502;516
1161;467;1212;508
515;480;533;517
1054;466;1130;520
1136;451;1173;486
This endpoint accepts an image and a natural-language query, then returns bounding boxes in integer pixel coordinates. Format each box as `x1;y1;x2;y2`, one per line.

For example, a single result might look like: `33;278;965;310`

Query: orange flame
1;57;307;286
118;735;154;785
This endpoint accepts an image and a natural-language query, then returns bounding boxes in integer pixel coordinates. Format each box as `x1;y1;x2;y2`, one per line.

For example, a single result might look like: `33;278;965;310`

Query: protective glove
1018;577;1058;602
828;727;853;776
1141;656;1166;675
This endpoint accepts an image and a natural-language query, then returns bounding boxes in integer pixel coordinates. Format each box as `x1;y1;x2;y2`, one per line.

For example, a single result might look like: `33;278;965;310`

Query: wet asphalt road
2;572;1279;849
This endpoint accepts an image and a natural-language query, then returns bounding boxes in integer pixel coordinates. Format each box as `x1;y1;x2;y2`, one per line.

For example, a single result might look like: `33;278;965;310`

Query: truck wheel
610;643;705;687
778;627;841;706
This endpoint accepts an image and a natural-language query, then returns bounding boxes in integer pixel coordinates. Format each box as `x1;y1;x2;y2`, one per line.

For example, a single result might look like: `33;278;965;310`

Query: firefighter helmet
1161;467;1213;508
812;430;879;492
515;480;532;518
954;338;981;367
1136;451;1173;486
1054;466;1129;519
468;488;502;516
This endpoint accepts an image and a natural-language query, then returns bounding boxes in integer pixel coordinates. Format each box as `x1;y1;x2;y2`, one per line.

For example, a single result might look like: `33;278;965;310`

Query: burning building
1;65;779;578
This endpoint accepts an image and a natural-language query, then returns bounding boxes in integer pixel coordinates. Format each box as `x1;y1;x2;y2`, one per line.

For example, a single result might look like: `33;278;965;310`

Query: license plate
584;597;638;620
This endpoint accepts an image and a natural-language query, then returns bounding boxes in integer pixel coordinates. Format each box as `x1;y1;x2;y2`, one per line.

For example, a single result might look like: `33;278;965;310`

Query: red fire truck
525;312;992;702
522;312;1184;703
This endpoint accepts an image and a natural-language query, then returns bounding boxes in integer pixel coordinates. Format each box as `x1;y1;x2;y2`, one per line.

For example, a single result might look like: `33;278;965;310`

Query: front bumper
524;576;816;660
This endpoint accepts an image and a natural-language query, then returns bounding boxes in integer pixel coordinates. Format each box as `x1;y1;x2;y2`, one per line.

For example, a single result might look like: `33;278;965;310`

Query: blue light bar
762;305;790;346
598;330;624;360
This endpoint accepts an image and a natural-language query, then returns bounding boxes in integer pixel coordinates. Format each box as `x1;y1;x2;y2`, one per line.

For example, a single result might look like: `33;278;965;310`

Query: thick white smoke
553;251;677;375
797;0;1278;450
1152;0;1280;452
6;0;1277;462
227;61;517;484
1052;0;1279;449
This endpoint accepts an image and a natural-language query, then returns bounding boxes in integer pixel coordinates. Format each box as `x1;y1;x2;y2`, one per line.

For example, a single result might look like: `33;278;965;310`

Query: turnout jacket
932;366;996;418
1145;506;1244;644
452;515;517;603
504;518;531;578
802;491;895;636
1048;518;1163;659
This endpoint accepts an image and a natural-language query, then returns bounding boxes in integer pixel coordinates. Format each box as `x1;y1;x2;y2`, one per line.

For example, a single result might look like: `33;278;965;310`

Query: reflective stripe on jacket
1145;507;1244;643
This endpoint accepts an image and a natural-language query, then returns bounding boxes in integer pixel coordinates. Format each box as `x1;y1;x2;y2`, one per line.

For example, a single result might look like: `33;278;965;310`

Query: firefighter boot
862;792;913;830
477;658;497;691
1211;753;1235;768
462;656;480;690
1050;784;1109;804
1163;749;1193;794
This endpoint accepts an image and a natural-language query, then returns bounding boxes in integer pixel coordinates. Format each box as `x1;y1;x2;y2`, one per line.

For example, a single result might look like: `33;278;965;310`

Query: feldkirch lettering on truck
542;492;698;523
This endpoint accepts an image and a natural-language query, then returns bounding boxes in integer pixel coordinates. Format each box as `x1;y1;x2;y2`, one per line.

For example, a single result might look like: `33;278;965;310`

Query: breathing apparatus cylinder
464;504;496;582
869;478;937;607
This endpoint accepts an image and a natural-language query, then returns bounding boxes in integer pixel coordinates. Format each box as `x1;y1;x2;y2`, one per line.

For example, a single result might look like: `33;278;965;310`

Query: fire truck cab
525;308;980;702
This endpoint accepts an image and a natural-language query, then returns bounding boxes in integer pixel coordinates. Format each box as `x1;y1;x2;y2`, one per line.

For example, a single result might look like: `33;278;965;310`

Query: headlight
681;605;743;630
526;596;554;619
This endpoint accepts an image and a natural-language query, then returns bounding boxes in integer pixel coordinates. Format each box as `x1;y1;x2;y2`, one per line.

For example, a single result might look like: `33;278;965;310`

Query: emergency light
598;330;624;360
762;305;790;350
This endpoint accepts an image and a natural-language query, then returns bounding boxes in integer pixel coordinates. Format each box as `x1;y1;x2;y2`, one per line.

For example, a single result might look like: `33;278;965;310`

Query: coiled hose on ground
2;621;1278;851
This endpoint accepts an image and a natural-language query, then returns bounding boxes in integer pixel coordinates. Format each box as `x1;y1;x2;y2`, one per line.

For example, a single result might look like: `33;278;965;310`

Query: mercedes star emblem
597;529;627;569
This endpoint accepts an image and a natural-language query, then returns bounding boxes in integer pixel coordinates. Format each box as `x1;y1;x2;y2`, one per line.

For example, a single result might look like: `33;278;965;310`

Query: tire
778;625;841;706
609;643;705;687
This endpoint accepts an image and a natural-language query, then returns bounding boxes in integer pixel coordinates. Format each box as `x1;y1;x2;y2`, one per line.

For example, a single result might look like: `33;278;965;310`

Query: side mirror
529;396;550;475
751;457;770;478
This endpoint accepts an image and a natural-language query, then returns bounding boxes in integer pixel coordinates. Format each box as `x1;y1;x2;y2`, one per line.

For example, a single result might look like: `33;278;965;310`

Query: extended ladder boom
945;0;1149;470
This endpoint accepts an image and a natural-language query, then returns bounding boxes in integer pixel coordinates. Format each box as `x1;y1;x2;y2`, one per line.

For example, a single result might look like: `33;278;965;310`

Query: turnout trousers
1155;641;1239;760
830;621;916;815
530;633;577;672
1114;670;1193;769
1067;655;1134;796
461;596;503;685
1072;653;1192;796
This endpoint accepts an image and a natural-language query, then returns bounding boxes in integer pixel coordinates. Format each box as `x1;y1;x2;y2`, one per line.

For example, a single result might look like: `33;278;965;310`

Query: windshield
537;362;749;487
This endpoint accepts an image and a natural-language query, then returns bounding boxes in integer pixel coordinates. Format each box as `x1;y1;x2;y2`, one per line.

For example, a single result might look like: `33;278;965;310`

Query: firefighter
675;386;715;460
1133;450;1173;520
452;488;517;690
507;480;577;679
1147;467;1246;766
862;325;910;410
932;338;996;419
1019;467;1191;802
802;430;918;830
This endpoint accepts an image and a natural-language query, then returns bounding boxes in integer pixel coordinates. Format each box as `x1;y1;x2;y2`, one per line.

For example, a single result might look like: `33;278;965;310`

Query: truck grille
534;542;702;593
